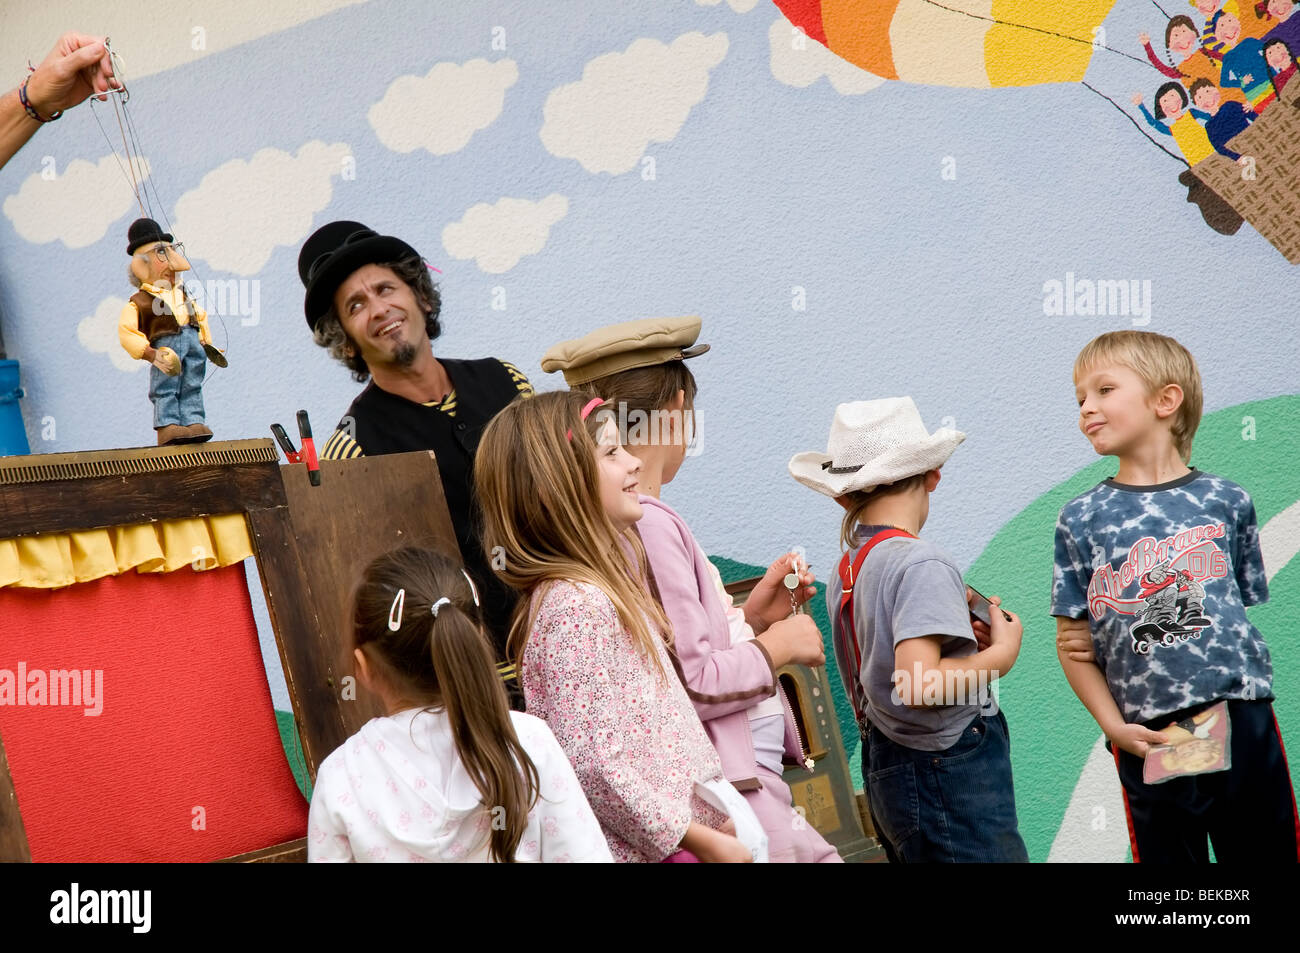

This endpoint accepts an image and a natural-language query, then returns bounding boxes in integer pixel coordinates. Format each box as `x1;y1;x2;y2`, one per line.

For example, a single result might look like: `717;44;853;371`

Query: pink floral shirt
521;580;728;862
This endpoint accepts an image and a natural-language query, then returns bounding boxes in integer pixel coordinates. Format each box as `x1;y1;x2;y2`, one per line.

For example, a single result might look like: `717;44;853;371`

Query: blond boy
1052;330;1296;862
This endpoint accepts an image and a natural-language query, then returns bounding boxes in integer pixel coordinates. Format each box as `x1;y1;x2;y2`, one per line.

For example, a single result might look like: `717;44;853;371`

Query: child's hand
758;615;825;668
743;552;817;633
1138;31;1150;46
1108;723;1169;758
1131;91;1144;106
1056;631;1095;662
986;598;1023;667
965;587;993;649
695;828;754;864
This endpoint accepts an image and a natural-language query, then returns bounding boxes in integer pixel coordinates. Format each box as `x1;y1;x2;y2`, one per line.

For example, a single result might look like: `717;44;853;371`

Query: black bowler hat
126;218;173;255
298;221;421;331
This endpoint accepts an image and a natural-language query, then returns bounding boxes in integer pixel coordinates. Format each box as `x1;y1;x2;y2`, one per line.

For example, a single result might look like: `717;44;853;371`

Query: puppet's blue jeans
148;326;206;428
862;710;1029;863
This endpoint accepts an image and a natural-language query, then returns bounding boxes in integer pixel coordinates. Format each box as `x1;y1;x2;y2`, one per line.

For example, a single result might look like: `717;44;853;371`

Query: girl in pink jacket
475;389;766;862
540;317;843;863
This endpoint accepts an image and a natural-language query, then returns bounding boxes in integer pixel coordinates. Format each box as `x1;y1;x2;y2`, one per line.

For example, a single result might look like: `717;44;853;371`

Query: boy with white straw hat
789;397;1030;862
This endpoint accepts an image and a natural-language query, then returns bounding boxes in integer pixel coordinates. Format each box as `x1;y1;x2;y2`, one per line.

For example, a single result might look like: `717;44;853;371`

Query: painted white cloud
170;141;350;276
441;194;569;274
3;155;150;249
540;32;729;175
369;58;518;156
78;295;144;373
696;0;759;11
768;16;886;95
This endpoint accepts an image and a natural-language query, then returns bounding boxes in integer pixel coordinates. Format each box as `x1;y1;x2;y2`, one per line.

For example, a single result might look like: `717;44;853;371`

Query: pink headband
567;397;605;442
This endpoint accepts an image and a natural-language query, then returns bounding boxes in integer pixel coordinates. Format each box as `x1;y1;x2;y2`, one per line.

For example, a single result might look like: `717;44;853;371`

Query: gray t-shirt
828;526;982;751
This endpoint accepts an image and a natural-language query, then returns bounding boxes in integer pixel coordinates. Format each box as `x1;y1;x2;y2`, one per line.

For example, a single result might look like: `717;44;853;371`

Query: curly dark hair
312;257;442;382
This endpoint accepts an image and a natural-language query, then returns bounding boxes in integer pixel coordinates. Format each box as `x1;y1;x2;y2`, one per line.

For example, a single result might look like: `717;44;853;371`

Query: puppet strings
89;100;144;217
88;52;232;378
110;94;148;217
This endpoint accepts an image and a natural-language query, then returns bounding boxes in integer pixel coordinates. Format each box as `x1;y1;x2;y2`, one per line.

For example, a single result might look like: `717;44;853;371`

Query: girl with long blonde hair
476;390;763;862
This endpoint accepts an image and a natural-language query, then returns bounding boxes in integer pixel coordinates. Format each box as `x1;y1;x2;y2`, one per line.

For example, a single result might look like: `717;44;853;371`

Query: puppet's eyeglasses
137;243;185;263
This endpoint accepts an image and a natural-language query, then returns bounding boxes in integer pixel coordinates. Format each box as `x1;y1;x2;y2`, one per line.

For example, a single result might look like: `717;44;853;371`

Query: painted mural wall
1;0;1296;862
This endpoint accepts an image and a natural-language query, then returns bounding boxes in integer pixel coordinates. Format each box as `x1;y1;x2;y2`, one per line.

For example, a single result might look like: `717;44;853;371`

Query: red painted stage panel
0;565;307;861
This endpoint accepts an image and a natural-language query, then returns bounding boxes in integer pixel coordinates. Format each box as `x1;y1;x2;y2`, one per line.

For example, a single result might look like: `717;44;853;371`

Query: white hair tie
387;569;480;631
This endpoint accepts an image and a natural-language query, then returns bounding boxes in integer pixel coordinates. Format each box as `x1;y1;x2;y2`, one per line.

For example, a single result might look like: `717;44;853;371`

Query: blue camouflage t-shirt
1051;470;1272;724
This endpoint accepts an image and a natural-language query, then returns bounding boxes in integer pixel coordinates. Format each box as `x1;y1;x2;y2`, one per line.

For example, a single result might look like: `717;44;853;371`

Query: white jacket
307;708;613;862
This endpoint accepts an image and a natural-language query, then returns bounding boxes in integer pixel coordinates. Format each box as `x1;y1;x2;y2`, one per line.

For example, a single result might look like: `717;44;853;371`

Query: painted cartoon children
1133;82;1216;165
1190;78;1255;158
1264;37;1299;99
1141;15;1248;104
117;217;220;445
1264;0;1300;51
1217;9;1277;110
1195;0;1271;60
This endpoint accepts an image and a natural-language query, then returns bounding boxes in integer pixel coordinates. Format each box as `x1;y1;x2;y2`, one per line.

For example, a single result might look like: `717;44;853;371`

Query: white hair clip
388;588;406;632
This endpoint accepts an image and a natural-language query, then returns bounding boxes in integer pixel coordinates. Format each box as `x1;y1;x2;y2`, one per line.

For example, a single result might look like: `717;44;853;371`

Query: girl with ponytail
306;546;611;862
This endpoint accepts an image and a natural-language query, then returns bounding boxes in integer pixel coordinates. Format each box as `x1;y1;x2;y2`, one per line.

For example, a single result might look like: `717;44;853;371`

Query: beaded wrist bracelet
18;77;62;123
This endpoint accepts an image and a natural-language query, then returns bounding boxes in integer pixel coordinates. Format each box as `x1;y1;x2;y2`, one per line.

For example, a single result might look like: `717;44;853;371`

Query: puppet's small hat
126;218;173;255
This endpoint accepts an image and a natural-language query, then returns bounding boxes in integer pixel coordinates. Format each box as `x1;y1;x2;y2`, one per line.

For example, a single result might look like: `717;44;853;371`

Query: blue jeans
863;710;1029;862
148;327;206;428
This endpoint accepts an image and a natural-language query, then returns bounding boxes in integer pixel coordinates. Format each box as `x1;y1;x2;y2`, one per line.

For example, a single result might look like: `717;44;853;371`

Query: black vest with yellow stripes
342;357;521;661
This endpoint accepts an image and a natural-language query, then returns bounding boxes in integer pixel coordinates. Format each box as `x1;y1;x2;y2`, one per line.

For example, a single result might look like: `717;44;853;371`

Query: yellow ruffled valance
0;514;253;589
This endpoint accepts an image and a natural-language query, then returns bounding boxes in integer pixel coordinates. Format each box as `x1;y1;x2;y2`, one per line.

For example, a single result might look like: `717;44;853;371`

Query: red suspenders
834;528;915;738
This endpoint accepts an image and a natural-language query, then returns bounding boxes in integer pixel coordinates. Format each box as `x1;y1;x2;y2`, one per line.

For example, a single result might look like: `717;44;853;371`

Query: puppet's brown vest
130;290;196;343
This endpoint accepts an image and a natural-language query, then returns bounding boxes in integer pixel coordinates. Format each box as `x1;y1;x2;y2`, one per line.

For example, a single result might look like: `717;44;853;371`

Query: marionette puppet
117;217;227;445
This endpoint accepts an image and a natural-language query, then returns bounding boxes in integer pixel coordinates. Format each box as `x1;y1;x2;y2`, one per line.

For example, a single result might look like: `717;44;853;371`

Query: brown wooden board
0;461;284;542
0;733;32;862
259;451;462;782
217;837;307;863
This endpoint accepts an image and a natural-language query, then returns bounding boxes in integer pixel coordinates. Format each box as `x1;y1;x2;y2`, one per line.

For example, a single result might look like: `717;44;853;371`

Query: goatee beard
393;342;418;367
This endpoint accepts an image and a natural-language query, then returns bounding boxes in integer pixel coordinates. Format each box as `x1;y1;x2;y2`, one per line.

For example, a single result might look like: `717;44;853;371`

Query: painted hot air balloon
773;0;1120;88
772;0;1300;261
